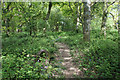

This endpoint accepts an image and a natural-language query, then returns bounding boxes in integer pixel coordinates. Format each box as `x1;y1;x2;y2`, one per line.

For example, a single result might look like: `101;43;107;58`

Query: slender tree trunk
6;18;10;37
101;2;107;38
56;24;59;31
83;0;91;41
76;2;79;33
79;3;83;33
118;2;120;51
45;2;52;32
46;2;52;20
110;13;117;29
101;1;115;38
5;3;11;37
30;29;32;36
30;26;32;36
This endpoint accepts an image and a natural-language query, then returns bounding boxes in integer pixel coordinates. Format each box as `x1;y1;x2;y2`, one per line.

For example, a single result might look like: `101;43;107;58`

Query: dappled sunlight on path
54;42;84;78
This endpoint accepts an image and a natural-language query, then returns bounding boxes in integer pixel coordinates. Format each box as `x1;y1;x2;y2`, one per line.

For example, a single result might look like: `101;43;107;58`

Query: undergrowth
2;30;119;79
2;32;59;79
56;30;119;79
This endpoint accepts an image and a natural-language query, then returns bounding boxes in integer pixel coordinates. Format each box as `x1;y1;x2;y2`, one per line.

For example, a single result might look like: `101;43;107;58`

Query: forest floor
53;42;84;78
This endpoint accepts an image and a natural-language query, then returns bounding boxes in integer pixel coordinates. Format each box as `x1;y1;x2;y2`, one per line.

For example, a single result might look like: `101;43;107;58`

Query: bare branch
90;0;99;7
107;1;116;8
109;12;114;20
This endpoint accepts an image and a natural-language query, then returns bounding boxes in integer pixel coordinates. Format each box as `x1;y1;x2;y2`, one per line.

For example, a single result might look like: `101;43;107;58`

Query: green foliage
1;2;119;79
2;53;57;78
2;30;119;79
55;30;119;79
2;32;56;56
86;39;119;78
2;32;58;78
82;36;119;78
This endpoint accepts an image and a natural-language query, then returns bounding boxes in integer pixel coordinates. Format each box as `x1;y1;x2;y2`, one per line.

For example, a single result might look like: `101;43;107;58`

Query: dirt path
54;42;84;78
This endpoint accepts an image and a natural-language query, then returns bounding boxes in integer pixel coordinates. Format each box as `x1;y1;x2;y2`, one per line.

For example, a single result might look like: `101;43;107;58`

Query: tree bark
118;2;120;51
109;12;118;29
5;3;11;37
83;0;91;42
29;22;32;36
79;3;84;32
101;2;107;38
45;2;52;32
76;2;79;33
46;2;52;20
101;1;115;38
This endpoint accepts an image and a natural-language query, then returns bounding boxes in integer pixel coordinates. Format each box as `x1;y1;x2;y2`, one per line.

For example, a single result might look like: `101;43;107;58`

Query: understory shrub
2;32;58;78
82;39;119;78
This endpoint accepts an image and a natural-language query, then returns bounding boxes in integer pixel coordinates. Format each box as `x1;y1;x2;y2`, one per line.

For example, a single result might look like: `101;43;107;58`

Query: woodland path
54;42;84;78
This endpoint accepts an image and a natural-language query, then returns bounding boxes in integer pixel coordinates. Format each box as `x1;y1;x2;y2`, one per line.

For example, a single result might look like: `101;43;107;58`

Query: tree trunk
45;2;52;32
46;2;52;20
6;18;10;37
109;13;117;29
30;27;32;36
79;3;83;33
118;2;120;51
76;2;79;33
83;0;91;42
5;3;11;37
56;25;59;31
101;2;107;38
29;21;32;36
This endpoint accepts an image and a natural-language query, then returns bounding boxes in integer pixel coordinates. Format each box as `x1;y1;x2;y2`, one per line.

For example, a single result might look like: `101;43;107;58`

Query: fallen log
27;49;50;63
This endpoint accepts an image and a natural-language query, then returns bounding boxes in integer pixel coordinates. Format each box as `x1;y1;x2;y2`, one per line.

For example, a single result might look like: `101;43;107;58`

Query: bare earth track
54;42;84;78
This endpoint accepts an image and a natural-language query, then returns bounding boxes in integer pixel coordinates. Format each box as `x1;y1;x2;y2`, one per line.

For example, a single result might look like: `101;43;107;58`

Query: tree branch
107;1;116;8
69;2;73;11
109;12;114;20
